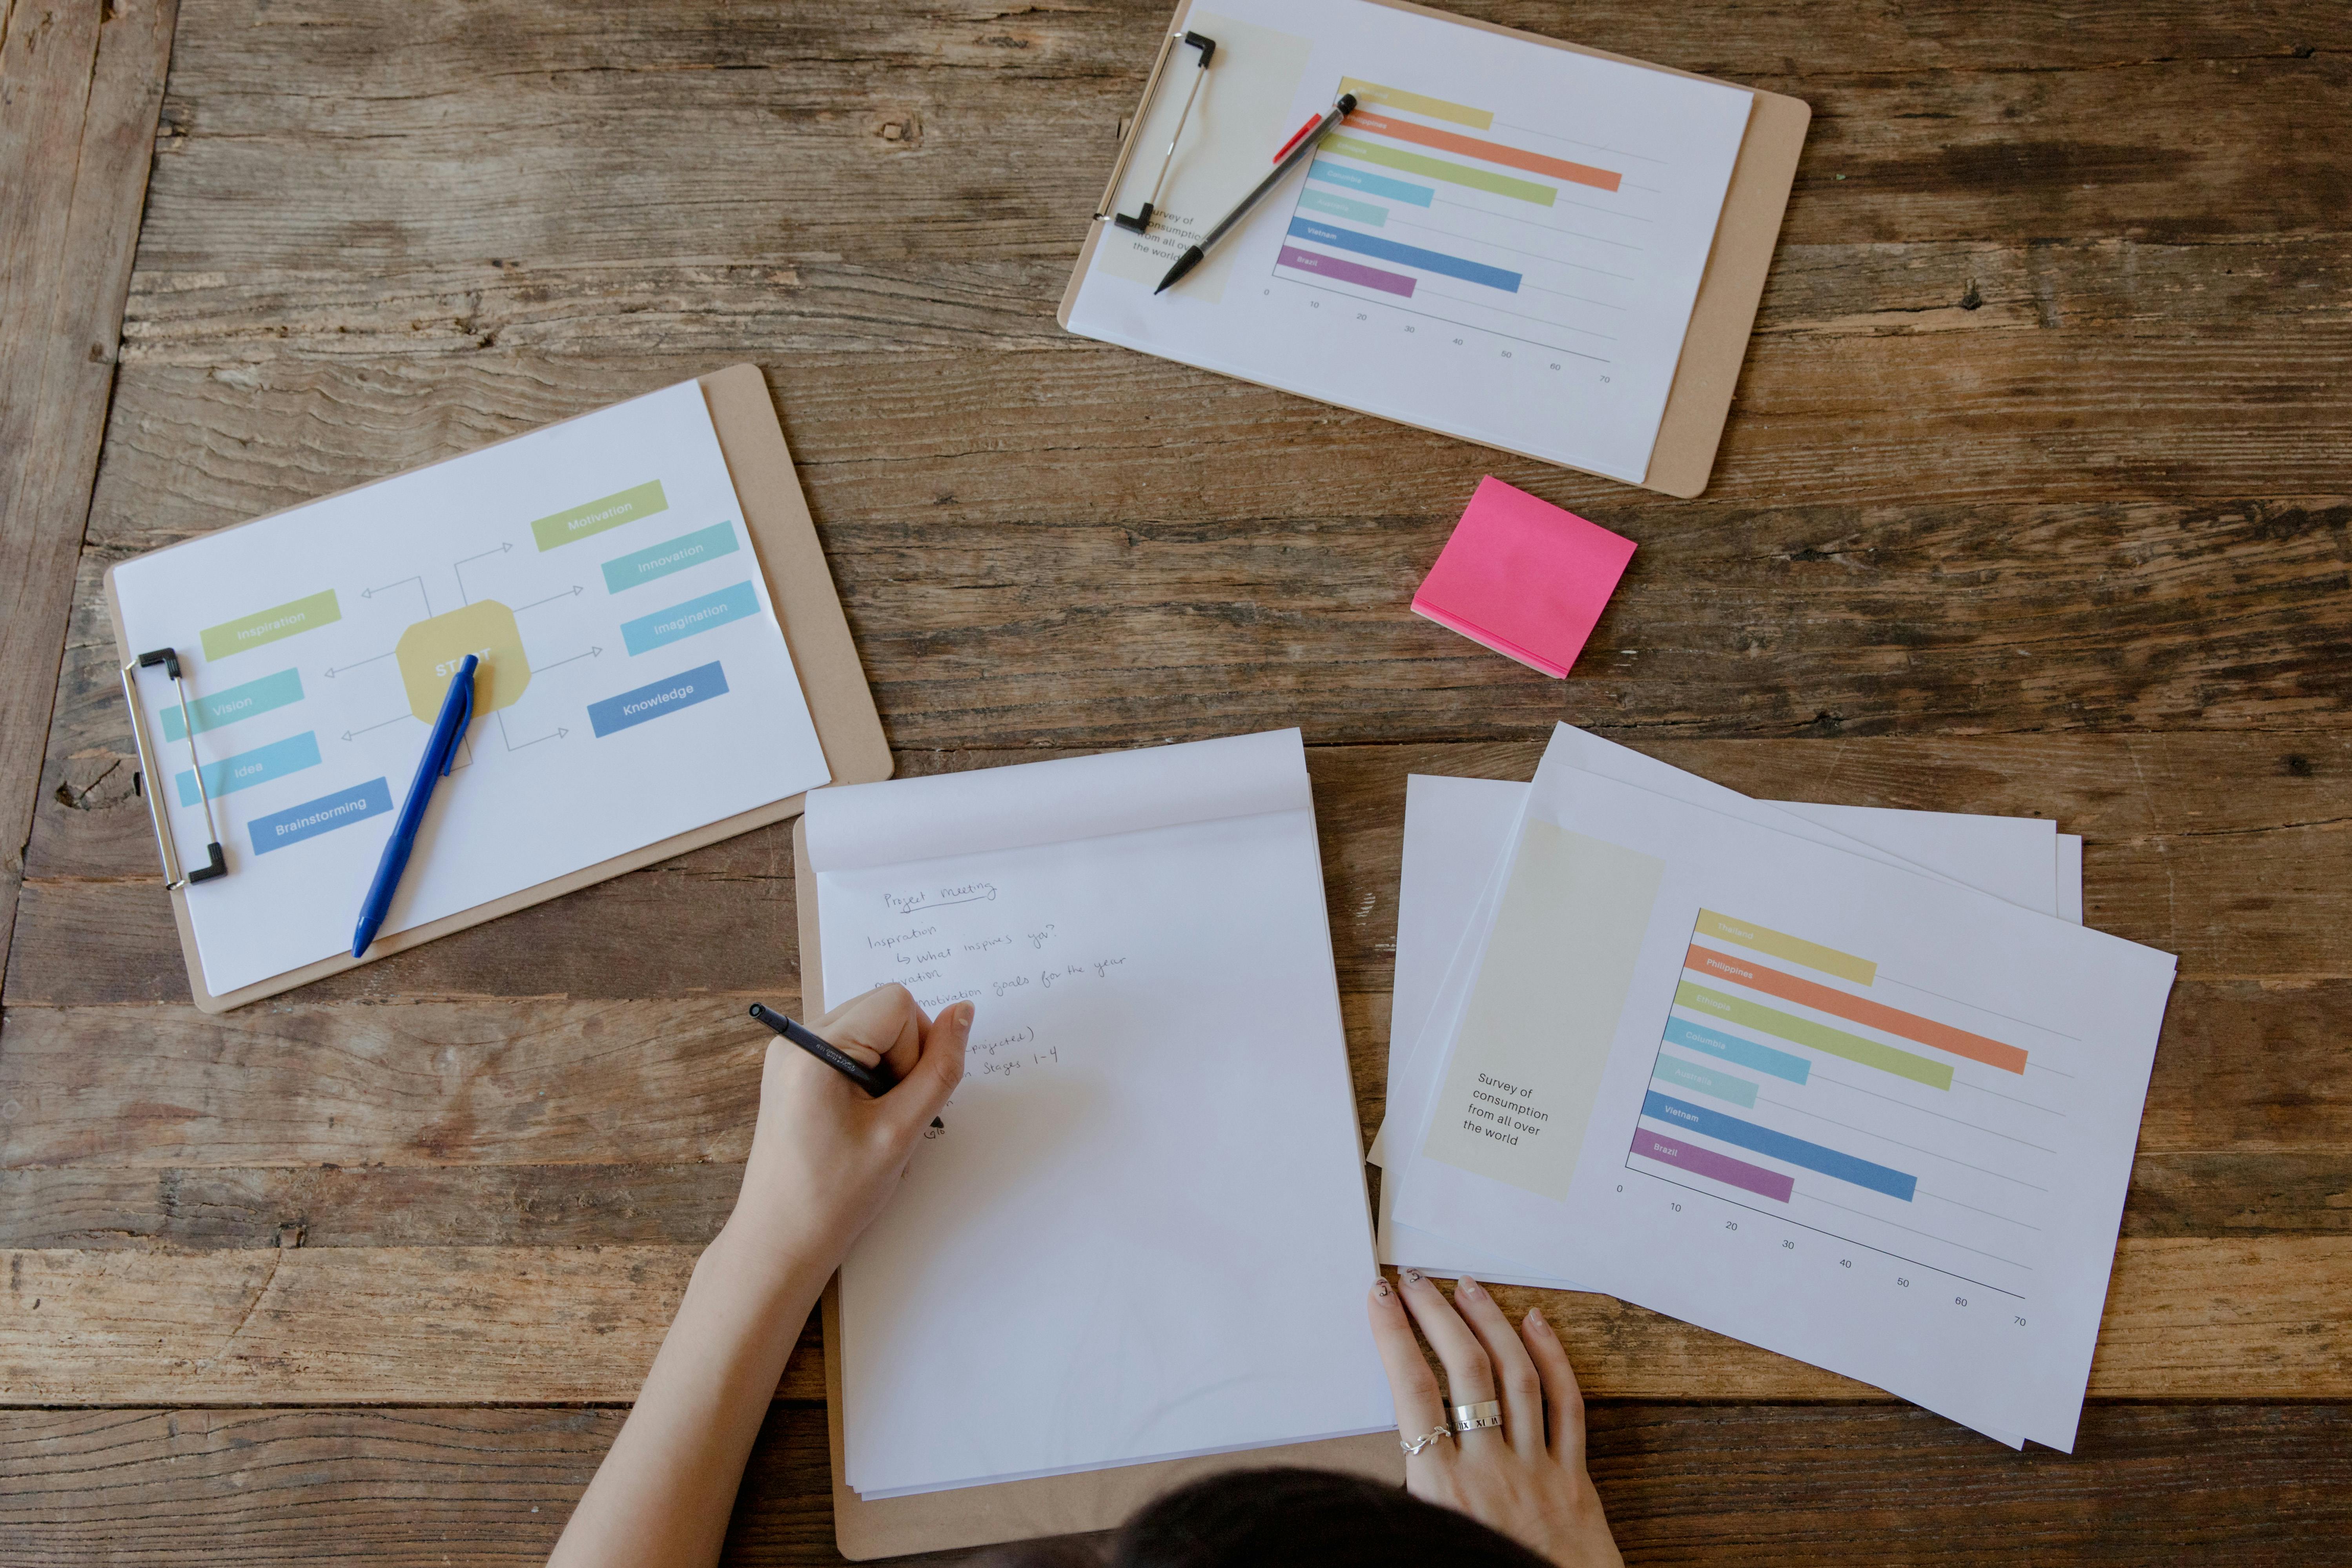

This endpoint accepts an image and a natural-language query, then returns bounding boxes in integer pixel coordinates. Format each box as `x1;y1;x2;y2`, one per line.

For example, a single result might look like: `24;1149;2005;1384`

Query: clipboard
106;364;889;1012
1058;0;1811;498
792;817;1404;1560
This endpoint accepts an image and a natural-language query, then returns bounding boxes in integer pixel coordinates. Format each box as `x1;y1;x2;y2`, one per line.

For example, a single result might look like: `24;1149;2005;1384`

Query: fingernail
1402;1269;1424;1286
1527;1308;1554;1336
949;1003;974;1029
1457;1274;1483;1298
1372;1278;1393;1299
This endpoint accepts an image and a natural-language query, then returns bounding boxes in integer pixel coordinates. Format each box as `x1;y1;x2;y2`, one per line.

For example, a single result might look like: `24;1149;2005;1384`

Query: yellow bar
1694;910;1877;987
1337;77;1494;130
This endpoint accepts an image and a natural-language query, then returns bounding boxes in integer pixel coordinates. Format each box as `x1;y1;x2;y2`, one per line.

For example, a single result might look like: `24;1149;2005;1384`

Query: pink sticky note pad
1411;477;1636;679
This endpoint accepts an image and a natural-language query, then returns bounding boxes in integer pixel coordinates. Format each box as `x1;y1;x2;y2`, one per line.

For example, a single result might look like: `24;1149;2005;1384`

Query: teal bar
601;520;740;594
175;730;321;807
620;579;761;656
1652;1053;1759;1109
1297;187;1388;226
160;667;304;741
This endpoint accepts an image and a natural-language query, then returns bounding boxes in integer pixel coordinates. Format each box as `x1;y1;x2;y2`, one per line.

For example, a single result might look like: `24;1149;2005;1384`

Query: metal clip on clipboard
123;648;229;888
1096;29;1216;233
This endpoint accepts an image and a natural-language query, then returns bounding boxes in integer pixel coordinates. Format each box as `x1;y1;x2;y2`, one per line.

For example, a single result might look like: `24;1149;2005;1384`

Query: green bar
1653;1053;1759;1109
199;590;341;662
1675;981;1953;1091
1323;135;1555;207
531;479;669;552
1298;187;1388;226
161;666;304;741
1337;77;1494;130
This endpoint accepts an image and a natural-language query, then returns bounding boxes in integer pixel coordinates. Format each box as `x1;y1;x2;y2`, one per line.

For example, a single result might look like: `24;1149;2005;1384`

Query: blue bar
1309;159;1434;207
176;731;321;807
601;520;740;594
1665;1016;1810;1085
1298;188;1388;226
1641;1091;1917;1202
588;661;730;738
248;776;392;856
1653;1053;1758;1109
161;667;304;741
620;579;761;656
1286;218;1520;293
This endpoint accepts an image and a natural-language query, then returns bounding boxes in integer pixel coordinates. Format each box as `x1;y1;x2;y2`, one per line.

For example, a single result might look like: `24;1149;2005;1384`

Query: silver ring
1451;1399;1503;1433
1399;1423;1454;1456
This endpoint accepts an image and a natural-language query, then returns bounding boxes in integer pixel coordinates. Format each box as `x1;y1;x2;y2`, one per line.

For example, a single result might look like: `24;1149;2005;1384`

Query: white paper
114;381;829;994
1066;0;1754;484
812;731;1391;1497
1392;754;2174;1450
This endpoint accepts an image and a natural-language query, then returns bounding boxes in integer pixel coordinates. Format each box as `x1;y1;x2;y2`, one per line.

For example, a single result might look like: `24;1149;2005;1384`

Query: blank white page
808;730;1391;1498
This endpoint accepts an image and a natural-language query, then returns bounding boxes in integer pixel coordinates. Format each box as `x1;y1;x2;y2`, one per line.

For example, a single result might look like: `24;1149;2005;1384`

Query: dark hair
978;1467;1552;1568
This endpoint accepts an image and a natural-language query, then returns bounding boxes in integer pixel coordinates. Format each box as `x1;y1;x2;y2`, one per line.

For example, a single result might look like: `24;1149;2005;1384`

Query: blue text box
588;661;730;738
601;520;741;594
1641;1091;1917;1203
620;579;761;655
1287;217;1521;293
1664;1016;1810;1084
162;667;305;741
248;777;392;856
176;731;321;806
1309;160;1434;206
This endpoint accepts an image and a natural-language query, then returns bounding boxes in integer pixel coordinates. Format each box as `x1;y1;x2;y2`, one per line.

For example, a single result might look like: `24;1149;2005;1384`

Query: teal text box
602;521;740;594
621;579;761;656
161;667;304;741
1298;187;1389;226
176;731;321;806
1652;1052;1759;1109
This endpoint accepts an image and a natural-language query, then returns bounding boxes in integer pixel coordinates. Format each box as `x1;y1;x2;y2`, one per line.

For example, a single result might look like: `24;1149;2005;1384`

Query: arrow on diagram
362;575;430;615
323;650;396;679
514;585;584;614
495;710;567;751
341;713;408;741
453;542;514;605
535;646;602;672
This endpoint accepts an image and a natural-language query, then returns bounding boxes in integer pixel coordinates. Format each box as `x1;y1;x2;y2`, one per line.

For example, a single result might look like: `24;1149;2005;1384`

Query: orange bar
1342;110;1621;193
1683;944;2029;1075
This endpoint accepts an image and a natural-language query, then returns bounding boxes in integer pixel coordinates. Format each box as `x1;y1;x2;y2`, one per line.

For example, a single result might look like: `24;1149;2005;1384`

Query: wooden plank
15;734;2352;1002
0;0;177;991
1;978;2345;1169
4;1149;2342;1253
0;1236;2345;1404
3;1400;2348;1566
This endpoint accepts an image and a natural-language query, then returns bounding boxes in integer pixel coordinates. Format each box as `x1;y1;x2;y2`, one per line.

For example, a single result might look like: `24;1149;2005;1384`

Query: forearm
548;1227;829;1568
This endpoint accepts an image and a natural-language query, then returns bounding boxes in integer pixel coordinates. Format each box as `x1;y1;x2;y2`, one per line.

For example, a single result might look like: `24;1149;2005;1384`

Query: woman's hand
716;984;970;1289
1367;1270;1623;1568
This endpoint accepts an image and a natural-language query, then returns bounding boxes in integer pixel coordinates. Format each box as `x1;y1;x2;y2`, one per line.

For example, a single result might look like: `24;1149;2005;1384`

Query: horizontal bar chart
1664;1016;1811;1084
1336;76;1494;129
1286;218;1521;292
1631;1127;1793;1203
1274;244;1415;297
1685;943;2028;1074
1308;160;1433;207
1322;136;1556;206
1676;982;1954;1091
1297;188;1388;226
1643;1091;1919;1203
1696;909;1875;985
1654;1053;1759;1109
1342;109;1621;192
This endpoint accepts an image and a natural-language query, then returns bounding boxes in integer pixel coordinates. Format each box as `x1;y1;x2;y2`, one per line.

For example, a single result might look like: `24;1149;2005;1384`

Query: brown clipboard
1057;0;1811;499
792;818;1404;1560
105;364;889;1012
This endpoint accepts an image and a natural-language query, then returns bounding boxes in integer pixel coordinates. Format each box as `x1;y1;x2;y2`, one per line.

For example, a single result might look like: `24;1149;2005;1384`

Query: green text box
200;590;341;661
1675;981;1953;1091
161;667;305;740
531;480;668;551
602;520;740;593
1323;136;1556;206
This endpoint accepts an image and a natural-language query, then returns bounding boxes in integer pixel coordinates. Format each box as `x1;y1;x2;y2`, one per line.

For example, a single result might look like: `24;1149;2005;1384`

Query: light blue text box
161;667;304;741
588;661;730;738
1298;188;1388;226
176;731;321;806
620;579;760;656
1309;159;1434;207
601;520;740;594
248;777;392;855
1652;1052;1759;1109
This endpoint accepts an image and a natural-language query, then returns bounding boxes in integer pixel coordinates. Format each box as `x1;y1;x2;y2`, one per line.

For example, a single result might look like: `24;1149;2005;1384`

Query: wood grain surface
1;0;2347;1561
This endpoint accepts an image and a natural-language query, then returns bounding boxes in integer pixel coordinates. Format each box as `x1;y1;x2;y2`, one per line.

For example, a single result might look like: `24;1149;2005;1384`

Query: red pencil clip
1272;113;1325;163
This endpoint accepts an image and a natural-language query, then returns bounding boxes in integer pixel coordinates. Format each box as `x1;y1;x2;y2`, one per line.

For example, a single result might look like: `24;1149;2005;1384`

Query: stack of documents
1371;727;2174;1451
805;731;1392;1498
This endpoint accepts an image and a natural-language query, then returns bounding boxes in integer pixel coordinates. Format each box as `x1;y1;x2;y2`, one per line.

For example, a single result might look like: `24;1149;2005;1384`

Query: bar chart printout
1626;909;2059;1302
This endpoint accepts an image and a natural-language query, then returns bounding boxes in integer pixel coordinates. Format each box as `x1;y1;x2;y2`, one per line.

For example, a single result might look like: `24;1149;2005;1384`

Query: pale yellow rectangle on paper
1694;908;1875;986
1421;822;1665;1200
1336;77;1495;130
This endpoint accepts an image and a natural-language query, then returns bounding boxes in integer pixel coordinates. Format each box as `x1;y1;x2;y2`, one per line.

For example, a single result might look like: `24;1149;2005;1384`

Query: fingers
817;985;927;1072
889;1001;970;1128
1518;1306;1588;1471
1396;1269;1496;1435
1450;1276;1545;1458
1366;1276;1448;1453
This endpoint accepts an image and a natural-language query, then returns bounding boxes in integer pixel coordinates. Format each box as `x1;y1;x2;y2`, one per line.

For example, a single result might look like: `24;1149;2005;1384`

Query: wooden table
2;0;2347;1561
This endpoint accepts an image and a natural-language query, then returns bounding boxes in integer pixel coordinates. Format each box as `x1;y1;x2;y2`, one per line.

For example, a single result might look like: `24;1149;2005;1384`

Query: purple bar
1277;244;1417;298
1631;1127;1795;1203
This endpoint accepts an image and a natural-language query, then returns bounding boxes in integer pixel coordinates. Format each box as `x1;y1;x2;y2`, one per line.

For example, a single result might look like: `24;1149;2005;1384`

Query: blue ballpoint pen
351;653;477;957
